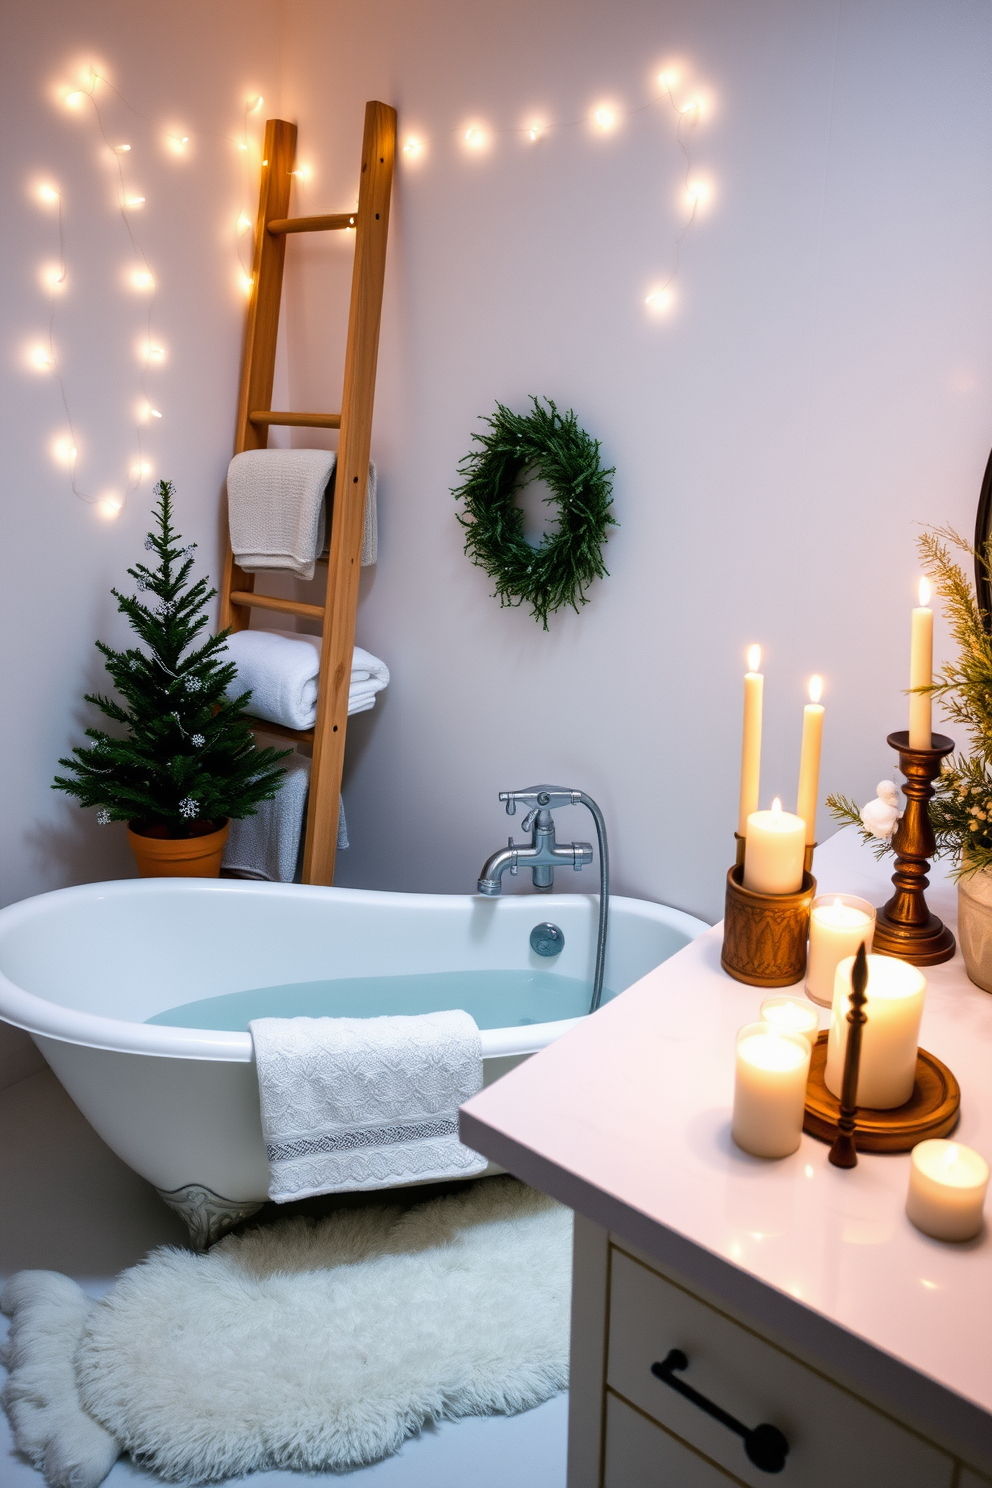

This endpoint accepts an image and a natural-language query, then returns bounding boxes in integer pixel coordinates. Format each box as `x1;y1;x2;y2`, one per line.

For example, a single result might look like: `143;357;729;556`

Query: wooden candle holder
721;864;816;988
804;1035;960;1153
872;731;956;967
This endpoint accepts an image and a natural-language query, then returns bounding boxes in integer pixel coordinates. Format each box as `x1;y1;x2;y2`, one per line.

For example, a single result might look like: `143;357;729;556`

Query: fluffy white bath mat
1;1177;571;1486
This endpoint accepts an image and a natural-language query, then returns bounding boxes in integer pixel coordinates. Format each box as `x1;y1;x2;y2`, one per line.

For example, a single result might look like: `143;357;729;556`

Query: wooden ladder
219;102;396;885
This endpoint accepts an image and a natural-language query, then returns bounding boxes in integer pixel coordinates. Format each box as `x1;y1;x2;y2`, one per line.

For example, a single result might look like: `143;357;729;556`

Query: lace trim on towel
267;1118;459;1163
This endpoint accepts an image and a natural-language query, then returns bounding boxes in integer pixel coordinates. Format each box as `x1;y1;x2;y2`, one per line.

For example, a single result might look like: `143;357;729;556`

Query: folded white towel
227;450;377;581
250;1010;487;1200
224;630;389;732
221;755;349;882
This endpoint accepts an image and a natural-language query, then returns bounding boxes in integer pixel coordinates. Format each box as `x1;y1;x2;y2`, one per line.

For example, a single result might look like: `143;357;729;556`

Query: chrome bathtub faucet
477;785;610;1013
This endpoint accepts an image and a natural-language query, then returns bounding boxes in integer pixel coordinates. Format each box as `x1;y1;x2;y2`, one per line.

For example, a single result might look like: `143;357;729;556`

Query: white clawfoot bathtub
0;880;706;1244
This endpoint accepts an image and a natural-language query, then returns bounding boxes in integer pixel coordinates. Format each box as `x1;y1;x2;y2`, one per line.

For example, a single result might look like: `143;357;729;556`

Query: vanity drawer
604;1392;736;1487
607;1249;954;1488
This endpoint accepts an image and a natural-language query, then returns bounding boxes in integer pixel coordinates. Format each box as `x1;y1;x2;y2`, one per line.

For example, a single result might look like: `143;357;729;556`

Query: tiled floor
0;1071;569;1487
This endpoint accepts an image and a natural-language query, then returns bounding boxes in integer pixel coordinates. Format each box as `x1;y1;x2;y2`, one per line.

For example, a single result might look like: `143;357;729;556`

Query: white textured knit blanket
227;450;377;580
249;1010;487;1201
224;629;389;732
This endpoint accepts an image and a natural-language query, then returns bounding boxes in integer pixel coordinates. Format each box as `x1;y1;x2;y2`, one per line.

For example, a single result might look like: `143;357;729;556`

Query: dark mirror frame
975;447;992;629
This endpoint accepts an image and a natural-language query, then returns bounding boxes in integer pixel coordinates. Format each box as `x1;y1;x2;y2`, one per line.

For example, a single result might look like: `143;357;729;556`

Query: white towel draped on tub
222;755;349;882
227;449;377;581
223;630;389;732
249;1011;488;1200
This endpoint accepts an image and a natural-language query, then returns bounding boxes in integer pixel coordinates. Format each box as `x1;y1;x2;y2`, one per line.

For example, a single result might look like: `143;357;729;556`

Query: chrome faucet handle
500;785;580;817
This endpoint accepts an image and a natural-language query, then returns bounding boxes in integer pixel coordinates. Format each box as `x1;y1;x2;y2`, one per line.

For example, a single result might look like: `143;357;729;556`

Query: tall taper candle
796;675;824;846
909;579;933;750
738;645;763;837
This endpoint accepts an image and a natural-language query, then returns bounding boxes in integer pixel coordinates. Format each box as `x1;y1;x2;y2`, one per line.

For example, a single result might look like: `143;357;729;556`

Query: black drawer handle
651;1349;789;1474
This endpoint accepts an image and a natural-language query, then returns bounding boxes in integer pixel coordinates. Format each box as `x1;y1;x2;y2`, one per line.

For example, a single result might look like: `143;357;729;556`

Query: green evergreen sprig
828;524;992;879
53;480;288;837
452;397;618;629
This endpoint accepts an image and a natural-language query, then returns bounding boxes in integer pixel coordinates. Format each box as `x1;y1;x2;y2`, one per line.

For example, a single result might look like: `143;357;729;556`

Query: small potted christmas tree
54;480;288;876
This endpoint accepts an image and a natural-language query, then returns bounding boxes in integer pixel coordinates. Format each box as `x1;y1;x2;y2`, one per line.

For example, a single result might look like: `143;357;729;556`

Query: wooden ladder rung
229;590;325;620
249;410;341;428
246;717;315;743
267;213;357;235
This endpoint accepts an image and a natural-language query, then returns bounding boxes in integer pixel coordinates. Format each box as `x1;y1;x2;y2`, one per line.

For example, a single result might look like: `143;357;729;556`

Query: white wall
278;0;992;919
2;2;991;1086
0;0;280;1081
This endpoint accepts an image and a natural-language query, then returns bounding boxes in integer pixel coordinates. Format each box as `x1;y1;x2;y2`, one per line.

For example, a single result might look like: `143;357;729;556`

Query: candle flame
747;644;761;673
943;1143;959;1171
771;797;782;815
919;577;931;607
808;674;822;703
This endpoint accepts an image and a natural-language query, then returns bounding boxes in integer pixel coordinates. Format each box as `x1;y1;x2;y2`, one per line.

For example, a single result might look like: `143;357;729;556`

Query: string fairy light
28;64;266;516
399;62;714;317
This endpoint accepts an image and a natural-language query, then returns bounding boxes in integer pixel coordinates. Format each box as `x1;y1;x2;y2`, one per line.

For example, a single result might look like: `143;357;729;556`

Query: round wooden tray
803;1032;960;1152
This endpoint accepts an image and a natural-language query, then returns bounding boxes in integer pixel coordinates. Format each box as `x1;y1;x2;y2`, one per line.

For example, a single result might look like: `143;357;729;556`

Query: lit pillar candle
795;676;824;846
738;645;763;836
825;954;926;1108
805;894;876;1007
760;995;820;1038
906;1140;989;1242
909;578;933;749
743;799;806;895
732;1022;812;1159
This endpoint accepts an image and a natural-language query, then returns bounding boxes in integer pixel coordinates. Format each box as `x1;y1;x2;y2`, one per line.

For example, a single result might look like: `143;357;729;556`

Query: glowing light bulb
124;195;145;209
686;181;709;206
659;70;678;89
292;163;311;180
679;98;700;115
808;675;823;704
40;263;66;290
239;272;253;296
150;408;162;419
165;134;189;155
52;436;77;466
146;344;166;362
238;141;248;151
114;143;130;153
63;90;86;110
463;126;487;150
247;95;263;112
37;183;60;205
748;645;761;673
97;493;123;519
402;137;422;157
645;287;673;313
527;123;542;142
919;578;931;607
593;106;616;131
130;269;155;292
237;212;252;233
130;460;152;480
28;343;54;371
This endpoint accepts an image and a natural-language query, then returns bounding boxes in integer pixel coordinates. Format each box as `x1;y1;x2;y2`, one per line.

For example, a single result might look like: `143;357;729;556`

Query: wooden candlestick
828;942;868;1169
871;731;956;967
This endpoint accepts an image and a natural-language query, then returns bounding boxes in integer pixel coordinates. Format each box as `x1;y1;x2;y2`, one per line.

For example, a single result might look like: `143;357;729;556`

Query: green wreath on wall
452;397;617;630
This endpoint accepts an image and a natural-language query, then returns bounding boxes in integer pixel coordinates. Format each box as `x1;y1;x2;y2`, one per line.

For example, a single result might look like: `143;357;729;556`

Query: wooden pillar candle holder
721;864;816;988
872;731;956;967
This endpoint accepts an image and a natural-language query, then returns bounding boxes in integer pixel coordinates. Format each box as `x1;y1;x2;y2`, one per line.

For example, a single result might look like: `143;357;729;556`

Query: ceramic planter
127;820;230;878
957;863;992;993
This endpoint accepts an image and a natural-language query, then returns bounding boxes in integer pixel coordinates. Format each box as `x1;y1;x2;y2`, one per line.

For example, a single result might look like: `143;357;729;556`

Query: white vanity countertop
460;828;992;1466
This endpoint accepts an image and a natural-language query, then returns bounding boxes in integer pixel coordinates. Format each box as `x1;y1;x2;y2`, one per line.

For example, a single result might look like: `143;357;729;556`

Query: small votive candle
806;894;876;1008
906;1140;989;1242
732;1022;812;1159
825;954;926;1109
760;996;820;1038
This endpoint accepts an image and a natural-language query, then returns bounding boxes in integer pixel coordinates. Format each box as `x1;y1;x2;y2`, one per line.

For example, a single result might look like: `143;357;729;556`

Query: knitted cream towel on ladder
227;449;377;580
249;1010;488;1201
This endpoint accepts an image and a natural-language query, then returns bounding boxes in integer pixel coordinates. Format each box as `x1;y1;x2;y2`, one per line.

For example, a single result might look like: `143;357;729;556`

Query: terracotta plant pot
957;864;992;992
127;820;230;879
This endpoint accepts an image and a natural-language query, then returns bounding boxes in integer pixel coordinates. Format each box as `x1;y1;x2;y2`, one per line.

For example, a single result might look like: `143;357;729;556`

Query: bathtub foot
156;1183;264;1250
